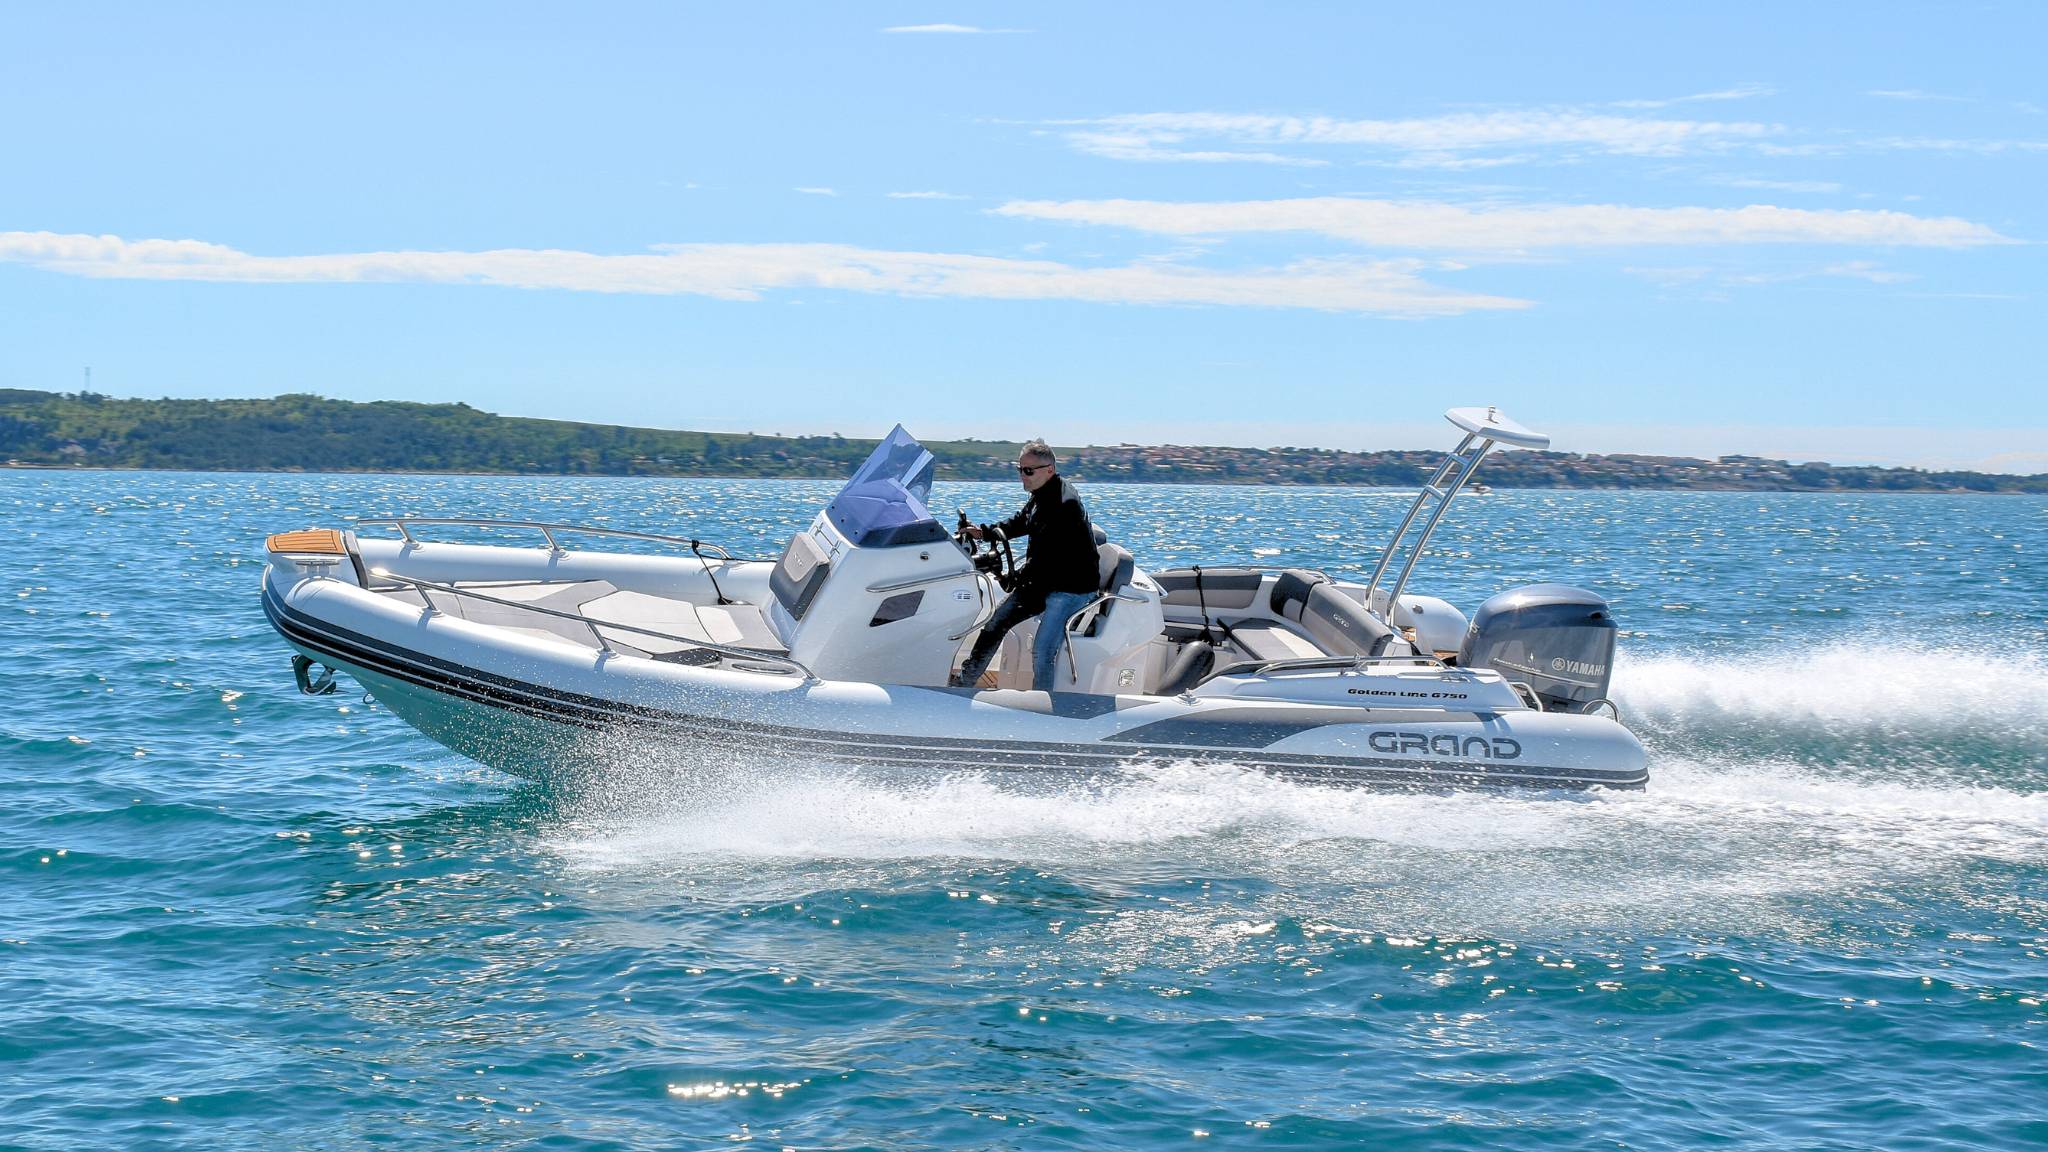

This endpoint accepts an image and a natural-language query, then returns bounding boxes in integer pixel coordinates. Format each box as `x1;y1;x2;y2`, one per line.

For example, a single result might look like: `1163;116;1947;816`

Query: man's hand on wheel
963;524;985;541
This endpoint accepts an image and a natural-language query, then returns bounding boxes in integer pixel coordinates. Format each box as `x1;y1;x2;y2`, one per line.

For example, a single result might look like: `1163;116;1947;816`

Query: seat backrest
1268;567;1405;657
1298;583;1400;658
1097;542;1134;593
1270;568;1328;621
1153;567;1262;610
1053;542;1132;642
1075;542;1137;638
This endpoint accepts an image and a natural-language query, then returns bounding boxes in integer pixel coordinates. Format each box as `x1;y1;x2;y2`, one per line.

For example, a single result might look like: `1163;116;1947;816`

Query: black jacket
986;474;1099;595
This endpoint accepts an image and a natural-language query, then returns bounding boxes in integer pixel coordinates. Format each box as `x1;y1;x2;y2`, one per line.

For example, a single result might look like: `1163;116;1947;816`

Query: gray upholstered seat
1220;619;1325;662
1071;539;1137;637
1097;542;1134;594
1269;568;1402;658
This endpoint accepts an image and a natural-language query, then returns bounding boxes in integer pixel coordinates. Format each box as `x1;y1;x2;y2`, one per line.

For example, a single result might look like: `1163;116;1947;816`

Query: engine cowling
1459;584;1617;713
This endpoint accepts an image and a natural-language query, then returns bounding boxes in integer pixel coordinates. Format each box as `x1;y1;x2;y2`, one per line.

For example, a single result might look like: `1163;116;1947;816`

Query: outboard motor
1459;584;1617;713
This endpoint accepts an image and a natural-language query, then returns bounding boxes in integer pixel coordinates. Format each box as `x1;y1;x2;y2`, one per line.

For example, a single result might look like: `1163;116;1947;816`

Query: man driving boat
952;438;1099;691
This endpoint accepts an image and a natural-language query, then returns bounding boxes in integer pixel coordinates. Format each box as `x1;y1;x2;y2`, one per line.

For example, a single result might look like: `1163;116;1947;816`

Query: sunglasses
1017;463;1050;475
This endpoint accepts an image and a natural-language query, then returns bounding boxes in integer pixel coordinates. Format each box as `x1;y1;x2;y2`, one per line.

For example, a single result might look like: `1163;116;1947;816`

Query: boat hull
264;570;1649;791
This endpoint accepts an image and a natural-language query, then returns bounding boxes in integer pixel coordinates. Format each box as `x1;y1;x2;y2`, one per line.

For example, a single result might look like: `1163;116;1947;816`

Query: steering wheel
955;510;1018;591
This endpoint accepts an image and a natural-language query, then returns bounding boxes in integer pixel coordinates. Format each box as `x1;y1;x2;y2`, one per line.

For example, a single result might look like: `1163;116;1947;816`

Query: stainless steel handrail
1217;653;1450;678
948;573;1001;642
369;568;815;680
1062;591;1150;684
353;517;761;560
1064;591;1149;634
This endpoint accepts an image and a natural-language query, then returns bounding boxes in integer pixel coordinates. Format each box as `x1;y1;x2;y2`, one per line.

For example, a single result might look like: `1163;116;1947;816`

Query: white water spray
1614;639;2048;738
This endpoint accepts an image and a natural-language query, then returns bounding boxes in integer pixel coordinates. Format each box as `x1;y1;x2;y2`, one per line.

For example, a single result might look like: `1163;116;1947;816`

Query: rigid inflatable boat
262;408;1648;790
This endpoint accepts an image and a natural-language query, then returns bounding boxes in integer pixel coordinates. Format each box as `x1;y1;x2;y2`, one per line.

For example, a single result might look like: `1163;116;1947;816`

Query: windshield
826;424;948;547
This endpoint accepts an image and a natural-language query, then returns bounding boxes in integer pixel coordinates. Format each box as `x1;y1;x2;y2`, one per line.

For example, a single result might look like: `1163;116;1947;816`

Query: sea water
2;471;2043;1150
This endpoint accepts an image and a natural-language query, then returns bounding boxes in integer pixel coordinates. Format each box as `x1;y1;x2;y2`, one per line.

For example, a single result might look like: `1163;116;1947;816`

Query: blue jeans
957;588;1095;692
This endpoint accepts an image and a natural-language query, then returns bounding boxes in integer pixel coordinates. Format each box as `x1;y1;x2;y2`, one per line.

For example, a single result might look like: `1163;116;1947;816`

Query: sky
2;3;2043;471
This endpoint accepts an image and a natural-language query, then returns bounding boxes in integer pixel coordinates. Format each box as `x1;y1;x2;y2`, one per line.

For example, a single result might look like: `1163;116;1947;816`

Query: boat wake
1614;638;2048;783
1616;638;2046;732
519;635;2047;944
538;690;2048;943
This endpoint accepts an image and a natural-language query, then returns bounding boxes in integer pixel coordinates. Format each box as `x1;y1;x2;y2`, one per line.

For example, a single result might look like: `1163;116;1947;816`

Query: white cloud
881;23;1020;33
1063;126;1332;166
887;190;970;200
993;196;2009;250
1723;260;1916;286
1761;134;2048;158
1866;89;1970;102
1383;153;1536;171
0;231;1528;317
1050;108;1782;166
1814;260;1916;284
1628;260;1917;291
1865;135;2048;154
1611;83;1778;109
1710;175;1842;194
1752;142;1849;158
1623;265;1713;287
793;186;838;196
1049;99;2043;166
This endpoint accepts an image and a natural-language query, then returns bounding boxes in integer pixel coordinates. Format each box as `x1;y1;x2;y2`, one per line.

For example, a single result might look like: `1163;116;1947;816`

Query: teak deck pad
266;529;347;555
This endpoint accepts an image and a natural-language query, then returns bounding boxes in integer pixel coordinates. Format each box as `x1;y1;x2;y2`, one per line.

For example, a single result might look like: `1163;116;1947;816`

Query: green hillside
2;389;2040;493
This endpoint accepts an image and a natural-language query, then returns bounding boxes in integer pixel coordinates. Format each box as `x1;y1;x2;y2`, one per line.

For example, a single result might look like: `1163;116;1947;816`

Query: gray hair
1020;437;1054;465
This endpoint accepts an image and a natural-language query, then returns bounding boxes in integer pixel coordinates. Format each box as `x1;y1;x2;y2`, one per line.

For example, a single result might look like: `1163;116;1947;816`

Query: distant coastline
4;389;2041;493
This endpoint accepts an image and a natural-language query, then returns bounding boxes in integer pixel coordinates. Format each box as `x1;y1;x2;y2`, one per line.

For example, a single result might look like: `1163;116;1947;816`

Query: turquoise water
4;471;2045;1150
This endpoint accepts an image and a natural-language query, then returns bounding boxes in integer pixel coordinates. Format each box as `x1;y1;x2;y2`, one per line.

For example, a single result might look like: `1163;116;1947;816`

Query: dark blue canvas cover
825;425;948;547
